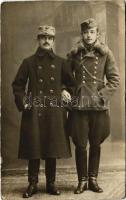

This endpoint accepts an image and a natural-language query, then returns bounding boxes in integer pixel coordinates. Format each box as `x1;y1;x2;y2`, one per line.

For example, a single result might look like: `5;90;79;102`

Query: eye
46;36;54;41
49;36;54;40
83;31;88;34
90;31;95;33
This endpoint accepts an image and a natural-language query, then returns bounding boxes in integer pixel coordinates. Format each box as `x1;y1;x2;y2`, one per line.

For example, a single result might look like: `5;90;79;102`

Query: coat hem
18;155;72;160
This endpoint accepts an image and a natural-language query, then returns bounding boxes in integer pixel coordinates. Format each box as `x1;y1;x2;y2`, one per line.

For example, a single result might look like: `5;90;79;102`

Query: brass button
50;77;55;81
38;65;42;69
94;66;97;69
51;64;55;68
82;81;85;84
83;71;85;74
94;71;97;74
93;76;96;79
39;79;43;83
40;90;43;94
83;76;85;78
95;61;98;65
50;102;53;106
50;89;54;93
93;81;96;84
96;57;98;60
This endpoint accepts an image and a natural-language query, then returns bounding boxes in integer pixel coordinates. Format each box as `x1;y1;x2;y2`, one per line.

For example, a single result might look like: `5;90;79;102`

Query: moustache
43;42;49;46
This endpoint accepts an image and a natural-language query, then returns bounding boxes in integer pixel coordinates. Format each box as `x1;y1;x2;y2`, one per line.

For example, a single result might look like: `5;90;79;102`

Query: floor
1;141;125;200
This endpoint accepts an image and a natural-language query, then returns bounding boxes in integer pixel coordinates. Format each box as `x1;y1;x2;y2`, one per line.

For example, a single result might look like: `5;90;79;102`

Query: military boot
88;146;103;192
88;177;103;193
45;158;60;195
74;177;88;194
23;182;38;198
23;159;40;198
74;147;88;194
88;146;100;178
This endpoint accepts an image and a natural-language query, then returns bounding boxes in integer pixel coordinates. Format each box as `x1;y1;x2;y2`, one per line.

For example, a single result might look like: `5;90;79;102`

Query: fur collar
68;39;109;57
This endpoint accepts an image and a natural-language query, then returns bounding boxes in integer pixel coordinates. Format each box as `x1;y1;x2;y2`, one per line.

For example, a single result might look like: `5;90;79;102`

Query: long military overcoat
12;47;75;159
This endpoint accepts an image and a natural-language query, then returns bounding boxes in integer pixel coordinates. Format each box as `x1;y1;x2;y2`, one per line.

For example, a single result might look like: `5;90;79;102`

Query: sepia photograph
1;0;125;200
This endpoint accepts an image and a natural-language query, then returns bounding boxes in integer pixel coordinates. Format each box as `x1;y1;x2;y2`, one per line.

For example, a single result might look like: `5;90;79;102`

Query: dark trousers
28;158;56;184
68;110;110;181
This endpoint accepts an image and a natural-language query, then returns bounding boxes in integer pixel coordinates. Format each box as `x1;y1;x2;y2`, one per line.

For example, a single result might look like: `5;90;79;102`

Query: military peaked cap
81;18;98;32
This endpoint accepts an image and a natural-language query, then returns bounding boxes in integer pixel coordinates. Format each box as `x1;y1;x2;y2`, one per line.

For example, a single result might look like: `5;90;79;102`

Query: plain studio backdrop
1;1;125;171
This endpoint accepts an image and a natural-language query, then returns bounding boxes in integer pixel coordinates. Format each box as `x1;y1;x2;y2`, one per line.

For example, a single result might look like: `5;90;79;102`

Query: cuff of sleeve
61;85;67;91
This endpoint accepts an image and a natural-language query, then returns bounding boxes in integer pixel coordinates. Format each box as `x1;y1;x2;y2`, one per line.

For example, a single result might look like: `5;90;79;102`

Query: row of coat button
82;56;98;84
93;56;98;84
82;80;96;84
82;77;97;84
37;64;57;116
38;64;55;95
82;71;97;84
39;89;54;94
38;64;55;69
39;77;55;83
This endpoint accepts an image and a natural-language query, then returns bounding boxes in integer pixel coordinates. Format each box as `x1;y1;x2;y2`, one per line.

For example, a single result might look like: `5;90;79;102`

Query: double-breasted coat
67;39;120;111
12;47;75;159
67;39;120;143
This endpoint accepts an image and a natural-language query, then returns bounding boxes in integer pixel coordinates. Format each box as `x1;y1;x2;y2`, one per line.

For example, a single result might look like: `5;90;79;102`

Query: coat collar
68;39;109;58
35;47;55;58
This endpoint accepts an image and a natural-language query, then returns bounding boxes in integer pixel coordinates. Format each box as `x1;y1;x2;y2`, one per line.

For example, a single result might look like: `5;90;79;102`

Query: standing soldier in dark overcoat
67;18;120;194
12;25;75;198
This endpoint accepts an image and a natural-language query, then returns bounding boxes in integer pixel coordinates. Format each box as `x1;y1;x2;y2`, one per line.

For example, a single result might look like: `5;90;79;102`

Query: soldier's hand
61;90;71;102
24;103;29;109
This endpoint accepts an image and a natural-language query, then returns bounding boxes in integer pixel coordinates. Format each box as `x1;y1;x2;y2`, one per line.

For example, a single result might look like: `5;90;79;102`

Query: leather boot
23;159;40;198
88;177;103;193
88;146;100;178
46;183;60;195
45;158;60;195
23;183;38;198
74;178;87;194
74;147;88;194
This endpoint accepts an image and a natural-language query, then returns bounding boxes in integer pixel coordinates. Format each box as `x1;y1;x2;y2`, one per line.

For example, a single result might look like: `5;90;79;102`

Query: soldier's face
38;35;55;50
82;27;99;45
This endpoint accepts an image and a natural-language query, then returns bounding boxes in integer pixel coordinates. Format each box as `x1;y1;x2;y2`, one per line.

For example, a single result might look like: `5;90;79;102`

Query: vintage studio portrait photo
1;1;125;200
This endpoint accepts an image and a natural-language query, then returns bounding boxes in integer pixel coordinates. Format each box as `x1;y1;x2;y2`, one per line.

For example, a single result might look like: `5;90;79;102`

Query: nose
87;32;91;37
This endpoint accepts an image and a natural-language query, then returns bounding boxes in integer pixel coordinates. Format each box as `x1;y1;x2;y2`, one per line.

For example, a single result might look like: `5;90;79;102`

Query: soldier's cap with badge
37;25;56;37
81;18;98;32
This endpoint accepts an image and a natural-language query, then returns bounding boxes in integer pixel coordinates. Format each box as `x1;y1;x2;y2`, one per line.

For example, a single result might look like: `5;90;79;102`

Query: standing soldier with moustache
67;18;120;194
12;25;75;198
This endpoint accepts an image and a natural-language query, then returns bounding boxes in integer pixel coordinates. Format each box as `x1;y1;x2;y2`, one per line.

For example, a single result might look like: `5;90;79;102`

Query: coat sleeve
61;59;76;95
98;49;120;101
12;59;29;112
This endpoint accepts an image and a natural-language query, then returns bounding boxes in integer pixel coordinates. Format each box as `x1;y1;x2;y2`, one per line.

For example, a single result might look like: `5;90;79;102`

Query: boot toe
74;189;82;194
74;181;87;194
54;189;61;195
22;184;37;198
47;189;61;195
97;187;103;193
23;192;31;198
88;179;103;193
46;184;61;195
